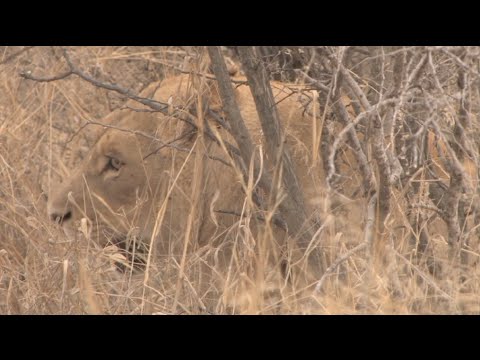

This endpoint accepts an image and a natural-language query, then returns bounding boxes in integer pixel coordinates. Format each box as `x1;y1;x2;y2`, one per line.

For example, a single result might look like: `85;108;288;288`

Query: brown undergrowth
1;46;480;314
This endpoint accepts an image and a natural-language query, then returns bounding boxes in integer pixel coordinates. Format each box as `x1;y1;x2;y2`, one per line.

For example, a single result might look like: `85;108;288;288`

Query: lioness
47;72;333;271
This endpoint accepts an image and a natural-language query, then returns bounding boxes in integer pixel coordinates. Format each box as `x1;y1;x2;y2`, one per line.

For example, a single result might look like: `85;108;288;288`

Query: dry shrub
1;46;480;314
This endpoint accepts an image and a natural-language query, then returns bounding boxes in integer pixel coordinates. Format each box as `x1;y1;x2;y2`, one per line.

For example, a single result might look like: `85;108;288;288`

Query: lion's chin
60;224;78;241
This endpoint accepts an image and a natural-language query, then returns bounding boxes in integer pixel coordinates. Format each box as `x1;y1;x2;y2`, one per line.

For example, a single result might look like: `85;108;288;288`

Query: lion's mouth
103;229;148;272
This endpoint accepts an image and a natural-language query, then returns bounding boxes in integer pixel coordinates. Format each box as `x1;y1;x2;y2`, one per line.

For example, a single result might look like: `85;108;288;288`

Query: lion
47;68;385;316
47;71;344;272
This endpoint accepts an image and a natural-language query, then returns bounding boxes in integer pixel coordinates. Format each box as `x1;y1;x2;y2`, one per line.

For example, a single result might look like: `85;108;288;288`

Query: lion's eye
108;157;122;171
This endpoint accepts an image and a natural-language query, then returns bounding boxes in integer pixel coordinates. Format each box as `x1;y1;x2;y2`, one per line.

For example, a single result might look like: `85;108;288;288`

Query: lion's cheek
102;173;144;203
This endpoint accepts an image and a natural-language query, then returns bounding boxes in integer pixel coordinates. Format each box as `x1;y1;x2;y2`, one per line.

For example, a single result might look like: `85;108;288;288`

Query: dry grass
1;46;480;314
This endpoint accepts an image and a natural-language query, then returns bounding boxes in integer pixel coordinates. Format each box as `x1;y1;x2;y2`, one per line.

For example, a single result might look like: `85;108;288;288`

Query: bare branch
326;55;376;195
395;250;453;301
20;70;72;82
207;47;257;168
326;97;399;187
236;46;315;247
207;46;292;238
314;242;367;294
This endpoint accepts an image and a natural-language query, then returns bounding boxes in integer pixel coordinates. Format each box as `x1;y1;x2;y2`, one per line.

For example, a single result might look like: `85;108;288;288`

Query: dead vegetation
1;46;480;314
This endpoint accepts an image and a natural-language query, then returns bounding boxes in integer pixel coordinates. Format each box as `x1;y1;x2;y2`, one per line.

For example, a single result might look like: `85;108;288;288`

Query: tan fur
427;130;478;190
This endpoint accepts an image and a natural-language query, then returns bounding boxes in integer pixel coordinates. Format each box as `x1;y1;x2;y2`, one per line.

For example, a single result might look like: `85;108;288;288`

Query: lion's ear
207;56;240;77
226;58;239;77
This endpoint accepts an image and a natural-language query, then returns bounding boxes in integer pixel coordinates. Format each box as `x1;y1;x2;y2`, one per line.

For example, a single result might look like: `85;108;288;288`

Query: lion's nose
49;210;72;225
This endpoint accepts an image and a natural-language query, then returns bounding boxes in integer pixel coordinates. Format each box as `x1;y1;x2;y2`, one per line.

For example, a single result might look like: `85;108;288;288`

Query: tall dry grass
1;46;480;314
